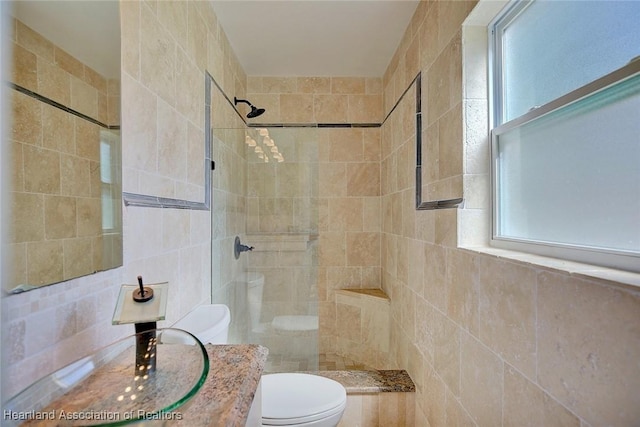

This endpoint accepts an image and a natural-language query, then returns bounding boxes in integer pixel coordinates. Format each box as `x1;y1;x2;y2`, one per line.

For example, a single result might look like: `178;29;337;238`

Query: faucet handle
234;236;254;259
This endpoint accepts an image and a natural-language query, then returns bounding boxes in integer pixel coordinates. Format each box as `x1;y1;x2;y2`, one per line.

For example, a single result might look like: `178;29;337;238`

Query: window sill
460;244;640;291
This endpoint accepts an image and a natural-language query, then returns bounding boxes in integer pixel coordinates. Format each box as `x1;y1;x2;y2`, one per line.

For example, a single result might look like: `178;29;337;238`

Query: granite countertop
15;344;267;427
308;370;415;394
177;344;268;427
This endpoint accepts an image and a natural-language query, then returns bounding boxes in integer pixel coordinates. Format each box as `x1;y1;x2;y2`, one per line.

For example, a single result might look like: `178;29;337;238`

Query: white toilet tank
172;304;231;344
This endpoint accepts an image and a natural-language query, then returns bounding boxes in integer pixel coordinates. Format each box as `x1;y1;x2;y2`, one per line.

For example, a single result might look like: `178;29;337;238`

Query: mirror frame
122;72;212;211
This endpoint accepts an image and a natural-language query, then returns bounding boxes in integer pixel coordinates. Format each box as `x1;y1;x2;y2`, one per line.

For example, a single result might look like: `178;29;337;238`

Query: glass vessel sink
4;329;209;426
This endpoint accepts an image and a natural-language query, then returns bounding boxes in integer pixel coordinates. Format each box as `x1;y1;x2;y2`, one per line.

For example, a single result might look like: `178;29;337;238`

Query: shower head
234;97;266;119
247;106;266;119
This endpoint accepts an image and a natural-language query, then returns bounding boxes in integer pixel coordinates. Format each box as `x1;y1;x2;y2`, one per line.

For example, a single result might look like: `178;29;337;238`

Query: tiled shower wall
246;79;385;363
2;1;246;397
382;1;640;426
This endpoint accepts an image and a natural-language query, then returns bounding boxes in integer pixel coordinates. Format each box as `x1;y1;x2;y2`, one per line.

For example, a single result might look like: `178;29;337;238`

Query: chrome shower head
234;97;266;119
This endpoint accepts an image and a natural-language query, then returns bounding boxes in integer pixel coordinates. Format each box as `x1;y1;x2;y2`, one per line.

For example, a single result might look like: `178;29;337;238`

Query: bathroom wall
246;79;385;364
381;1;640;426
2;1;246;398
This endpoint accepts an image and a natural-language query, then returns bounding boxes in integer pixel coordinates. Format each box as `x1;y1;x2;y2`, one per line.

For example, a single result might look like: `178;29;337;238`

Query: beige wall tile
12;192;44;243
363;197;381;232
478;256;537;379
157;100;187;181
280;93;314;123
121;74;158;181
264;77;297;93
60;155;91;197
337;302;361;341
348;94;383;123
298;77;331;94
12;91;43;148
432;305;460;396
438;103;463;179
121;0;140;80
446;249;479;335
504;365;580;427
44;195;76;239
319;232;346;267
445;389;476;427
329;198;363;232
23;144;60;194
76;198;102;238
11;42;37;91
27;240;63;285
379;393;414;427
422;362;447;427
415;297;434;366
12;141;25;192
363;128;381;162
37;58;71;107
63;238;93;281
53;47;85;81
16;20;53;62
42;103;74;153
314;94;348;123
157;0;188;51
329;128;363;161
332;77;365;94
338;395;363;427
83;66;107;94
460;332;503;427
366;78;383;95
140;4;175;106
361;394;381;425
319;163;347;198
175;49;203;127
347;232;380;267
347;163;380;197
537;272;640;426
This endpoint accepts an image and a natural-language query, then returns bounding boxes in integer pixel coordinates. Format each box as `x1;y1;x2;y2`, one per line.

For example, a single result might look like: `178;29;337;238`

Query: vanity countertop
14;344;267;427
176;344;268;427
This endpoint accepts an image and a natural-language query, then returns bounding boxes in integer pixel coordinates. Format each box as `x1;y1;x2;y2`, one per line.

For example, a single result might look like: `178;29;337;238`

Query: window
490;0;640;272
100;129;121;232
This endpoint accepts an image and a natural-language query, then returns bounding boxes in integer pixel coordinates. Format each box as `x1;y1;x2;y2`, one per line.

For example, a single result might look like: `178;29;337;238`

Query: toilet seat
261;373;347;426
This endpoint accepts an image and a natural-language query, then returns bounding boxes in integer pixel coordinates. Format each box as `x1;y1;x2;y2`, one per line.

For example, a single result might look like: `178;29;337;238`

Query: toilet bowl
246;272;319;335
261;373;346;427
171;304;230;344
177;301;346;427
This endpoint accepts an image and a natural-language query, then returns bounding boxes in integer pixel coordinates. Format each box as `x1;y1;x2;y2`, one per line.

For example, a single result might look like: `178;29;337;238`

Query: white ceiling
12;1;418;80
212;0;420;77
12;1;120;79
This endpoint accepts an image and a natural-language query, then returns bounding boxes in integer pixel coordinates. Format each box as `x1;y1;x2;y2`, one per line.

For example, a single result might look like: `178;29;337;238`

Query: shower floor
265;352;376;372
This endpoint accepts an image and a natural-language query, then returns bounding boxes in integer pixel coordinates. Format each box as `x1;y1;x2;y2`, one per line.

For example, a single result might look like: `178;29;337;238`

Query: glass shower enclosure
210;114;320;371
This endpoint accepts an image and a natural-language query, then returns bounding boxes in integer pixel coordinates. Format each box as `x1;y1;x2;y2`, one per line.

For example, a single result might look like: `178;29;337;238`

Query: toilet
246;272;319;335
261;373;346;426
176;301;346;427
172;304;230;344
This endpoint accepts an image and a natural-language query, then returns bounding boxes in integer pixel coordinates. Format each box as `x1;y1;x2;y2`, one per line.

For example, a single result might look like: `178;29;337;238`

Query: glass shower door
209;120;320;372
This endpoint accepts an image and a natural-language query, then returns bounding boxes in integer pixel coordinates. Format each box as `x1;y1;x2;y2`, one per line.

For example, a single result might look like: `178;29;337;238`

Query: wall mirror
6;1;122;293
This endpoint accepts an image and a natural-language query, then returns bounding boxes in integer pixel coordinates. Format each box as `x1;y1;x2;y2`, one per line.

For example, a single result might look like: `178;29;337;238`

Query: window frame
488;0;640;272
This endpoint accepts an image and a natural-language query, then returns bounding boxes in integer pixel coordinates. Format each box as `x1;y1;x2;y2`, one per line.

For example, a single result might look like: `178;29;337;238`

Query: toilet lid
271;315;318;332
262;373;347;425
